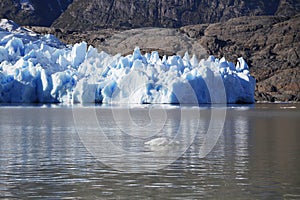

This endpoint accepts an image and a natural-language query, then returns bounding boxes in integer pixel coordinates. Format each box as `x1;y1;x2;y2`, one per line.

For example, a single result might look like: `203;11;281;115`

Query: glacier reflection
1;105;299;199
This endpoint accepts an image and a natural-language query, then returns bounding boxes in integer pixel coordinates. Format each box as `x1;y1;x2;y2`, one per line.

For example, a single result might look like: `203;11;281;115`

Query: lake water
0;104;299;199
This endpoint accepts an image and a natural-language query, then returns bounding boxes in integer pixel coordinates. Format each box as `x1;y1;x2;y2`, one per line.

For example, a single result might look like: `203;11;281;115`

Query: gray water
0;104;299;199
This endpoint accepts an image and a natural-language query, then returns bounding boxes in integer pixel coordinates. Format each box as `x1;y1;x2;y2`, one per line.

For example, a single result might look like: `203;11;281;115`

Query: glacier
0;19;255;104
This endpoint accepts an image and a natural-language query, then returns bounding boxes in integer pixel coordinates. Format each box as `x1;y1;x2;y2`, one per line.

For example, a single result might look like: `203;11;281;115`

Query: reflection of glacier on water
0;105;299;199
233;115;250;182
74;106;212;172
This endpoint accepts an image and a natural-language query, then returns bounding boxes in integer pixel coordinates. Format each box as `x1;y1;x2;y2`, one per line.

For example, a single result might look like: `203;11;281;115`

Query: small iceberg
145;137;179;147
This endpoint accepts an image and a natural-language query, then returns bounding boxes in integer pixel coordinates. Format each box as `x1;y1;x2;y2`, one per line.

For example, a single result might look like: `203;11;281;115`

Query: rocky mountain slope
52;0;299;31
1;0;299;29
181;14;300;102
0;0;72;26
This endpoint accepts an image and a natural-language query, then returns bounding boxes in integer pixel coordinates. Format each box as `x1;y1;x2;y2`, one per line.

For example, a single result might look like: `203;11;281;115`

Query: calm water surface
0;104;299;199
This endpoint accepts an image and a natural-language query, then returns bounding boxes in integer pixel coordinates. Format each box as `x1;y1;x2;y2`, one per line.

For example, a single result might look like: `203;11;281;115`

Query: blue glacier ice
0;19;255;104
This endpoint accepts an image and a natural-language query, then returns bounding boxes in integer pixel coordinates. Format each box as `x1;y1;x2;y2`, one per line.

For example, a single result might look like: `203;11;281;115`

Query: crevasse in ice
0;19;255;104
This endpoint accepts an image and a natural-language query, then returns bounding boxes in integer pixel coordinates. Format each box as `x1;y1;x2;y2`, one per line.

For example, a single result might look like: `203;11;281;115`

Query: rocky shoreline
24;14;300;102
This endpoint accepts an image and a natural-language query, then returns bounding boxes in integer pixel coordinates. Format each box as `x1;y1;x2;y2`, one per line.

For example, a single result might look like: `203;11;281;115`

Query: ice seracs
0;19;256;104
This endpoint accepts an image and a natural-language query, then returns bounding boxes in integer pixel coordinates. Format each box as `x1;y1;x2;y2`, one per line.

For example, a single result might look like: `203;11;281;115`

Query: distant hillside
52;0;300;31
1;0;299;30
0;0;72;26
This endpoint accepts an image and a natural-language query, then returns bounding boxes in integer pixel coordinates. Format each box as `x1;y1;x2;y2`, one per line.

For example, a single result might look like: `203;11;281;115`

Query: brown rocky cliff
181;14;300;102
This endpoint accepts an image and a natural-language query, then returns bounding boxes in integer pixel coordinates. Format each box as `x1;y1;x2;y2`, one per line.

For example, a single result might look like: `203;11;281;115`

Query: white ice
145;137;179;146
0;19;256;104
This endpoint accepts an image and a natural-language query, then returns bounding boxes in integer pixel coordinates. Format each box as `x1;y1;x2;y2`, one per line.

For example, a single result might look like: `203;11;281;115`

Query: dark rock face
180;14;300;102
52;0;295;31
0;0;72;26
2;0;299;29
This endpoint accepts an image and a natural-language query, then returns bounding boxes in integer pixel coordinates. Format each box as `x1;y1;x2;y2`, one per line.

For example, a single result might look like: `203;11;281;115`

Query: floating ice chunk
145;137;179;146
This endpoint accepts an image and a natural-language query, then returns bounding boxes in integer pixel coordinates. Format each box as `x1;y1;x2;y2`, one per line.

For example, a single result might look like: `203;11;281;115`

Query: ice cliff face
0;19;255;104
